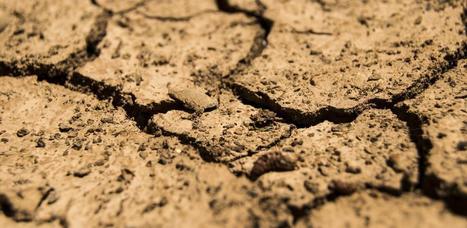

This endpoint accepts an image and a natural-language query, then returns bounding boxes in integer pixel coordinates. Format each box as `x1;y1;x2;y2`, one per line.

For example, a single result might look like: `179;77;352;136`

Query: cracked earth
0;0;466;227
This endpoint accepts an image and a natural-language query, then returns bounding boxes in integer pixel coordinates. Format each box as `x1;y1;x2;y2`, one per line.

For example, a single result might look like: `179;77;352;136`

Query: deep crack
215;0;273;74
229;42;467;129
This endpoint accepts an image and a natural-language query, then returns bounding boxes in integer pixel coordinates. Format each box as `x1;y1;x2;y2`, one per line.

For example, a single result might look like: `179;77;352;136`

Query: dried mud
0;0;466;227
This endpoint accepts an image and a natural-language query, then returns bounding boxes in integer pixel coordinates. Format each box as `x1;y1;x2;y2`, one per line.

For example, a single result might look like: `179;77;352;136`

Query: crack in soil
0;10;110;81
0;2;466;225
390;106;431;192
137;9;219;21
215;0;273;74
227;41;466;221
229;42;467;128
289;183;407;225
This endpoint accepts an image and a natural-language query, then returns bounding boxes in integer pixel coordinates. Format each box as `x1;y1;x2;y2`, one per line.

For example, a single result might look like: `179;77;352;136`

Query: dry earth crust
0;0;466;227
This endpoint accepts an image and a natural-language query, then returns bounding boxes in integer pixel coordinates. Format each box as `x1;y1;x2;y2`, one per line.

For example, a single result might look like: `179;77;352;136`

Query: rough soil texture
0;0;466;227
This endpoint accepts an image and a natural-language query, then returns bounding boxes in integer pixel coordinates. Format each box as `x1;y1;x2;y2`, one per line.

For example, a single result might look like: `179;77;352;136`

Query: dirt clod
168;85;218;112
16;128;29;137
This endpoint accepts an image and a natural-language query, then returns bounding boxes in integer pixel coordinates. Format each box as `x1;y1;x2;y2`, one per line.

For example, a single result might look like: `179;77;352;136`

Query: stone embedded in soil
231;109;418;207
401;60;467;200
296;191;467;228
150;91;292;162
77;11;261;109
0;0;103;75
16;128;29;137
232;0;466;125
168;85;218;112
0;76;290;227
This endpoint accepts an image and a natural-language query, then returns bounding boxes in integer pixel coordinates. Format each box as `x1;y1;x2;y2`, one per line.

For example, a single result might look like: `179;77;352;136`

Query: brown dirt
0;0;466;227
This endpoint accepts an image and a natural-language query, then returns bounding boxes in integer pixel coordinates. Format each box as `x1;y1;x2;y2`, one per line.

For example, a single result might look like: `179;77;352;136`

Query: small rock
291;138;303;147
414;16;422;25
72;140;82;150
58;123;72;132
73;167;91;177
16;128;30;137
457;141;467;151
36;138;46;148
168;85;218;112
100;117;114;123
158;157;168;165
345;161;362;174
250;110;276;128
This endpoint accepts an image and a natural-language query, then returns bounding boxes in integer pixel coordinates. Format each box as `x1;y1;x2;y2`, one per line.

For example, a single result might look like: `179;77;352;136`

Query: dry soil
0;0;466;227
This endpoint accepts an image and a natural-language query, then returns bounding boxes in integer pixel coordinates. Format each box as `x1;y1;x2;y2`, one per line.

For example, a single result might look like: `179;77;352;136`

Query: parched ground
0;0;466;227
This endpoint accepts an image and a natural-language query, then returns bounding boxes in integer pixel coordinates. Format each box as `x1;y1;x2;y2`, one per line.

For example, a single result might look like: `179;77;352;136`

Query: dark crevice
230;82;365;128
290;28;333;35
226;126;295;165
229;42;466;221
85;11;112;57
289;186;404;224
0;194;15;220
391;42;467;104
0;3;184;130
229;41;466;129
391;105;467;217
390;105;431;191
288;192;341;225
216;0;273;72
0;1;465;224
424;174;467;216
137;10;218;22
147;123;218;162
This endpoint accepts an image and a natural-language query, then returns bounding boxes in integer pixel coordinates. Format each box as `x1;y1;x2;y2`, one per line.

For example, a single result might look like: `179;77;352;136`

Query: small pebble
16;128;30;137
58;123;72;132
457;141;467;151
345;161;362;174
36;138;46;148
73;167;91;177
168;85;218;112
